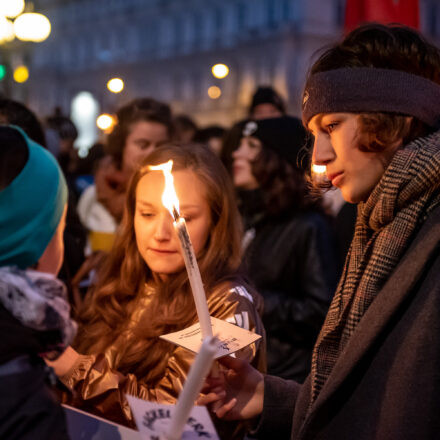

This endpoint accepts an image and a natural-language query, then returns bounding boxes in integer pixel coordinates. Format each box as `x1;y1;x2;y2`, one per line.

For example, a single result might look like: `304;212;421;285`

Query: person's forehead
137;169;207;204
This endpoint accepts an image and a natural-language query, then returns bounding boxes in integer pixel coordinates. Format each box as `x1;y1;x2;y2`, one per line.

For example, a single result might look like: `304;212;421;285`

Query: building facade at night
6;0;440;142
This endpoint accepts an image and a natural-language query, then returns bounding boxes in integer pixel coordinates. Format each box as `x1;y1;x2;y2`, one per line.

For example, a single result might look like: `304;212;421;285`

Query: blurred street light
0;0;25;19
0;17;15;43
107;77;124;93
211;63;229;79
96;113;116;132
13;64;28;83
14;13;51;42
207;85;222;99
0;3;52;97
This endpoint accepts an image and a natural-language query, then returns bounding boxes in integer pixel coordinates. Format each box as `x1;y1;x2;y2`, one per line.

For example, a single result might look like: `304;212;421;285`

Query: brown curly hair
308;23;440;186
251;145;320;217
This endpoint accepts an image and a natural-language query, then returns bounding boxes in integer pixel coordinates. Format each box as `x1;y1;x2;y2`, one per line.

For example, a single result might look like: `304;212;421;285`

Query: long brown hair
75;144;244;384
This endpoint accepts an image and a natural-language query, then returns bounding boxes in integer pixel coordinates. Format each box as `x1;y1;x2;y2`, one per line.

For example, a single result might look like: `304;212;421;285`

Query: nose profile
232;144;244;159
312;133;335;166
153;212;173;241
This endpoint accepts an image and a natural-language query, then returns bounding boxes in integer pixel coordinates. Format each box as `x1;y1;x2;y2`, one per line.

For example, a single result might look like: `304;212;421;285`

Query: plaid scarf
310;129;440;404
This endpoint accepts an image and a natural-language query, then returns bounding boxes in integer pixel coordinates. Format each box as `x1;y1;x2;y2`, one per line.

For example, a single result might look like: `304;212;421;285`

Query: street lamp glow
0;17;15;43
211;63;229;79
96;113;115;131
0;0;25;19
14;13;51;42
13;65;29;83
207;86;222;99
107;77;124;93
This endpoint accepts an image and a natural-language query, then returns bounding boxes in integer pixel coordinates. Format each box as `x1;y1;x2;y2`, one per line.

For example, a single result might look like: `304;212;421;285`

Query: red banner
345;0;420;33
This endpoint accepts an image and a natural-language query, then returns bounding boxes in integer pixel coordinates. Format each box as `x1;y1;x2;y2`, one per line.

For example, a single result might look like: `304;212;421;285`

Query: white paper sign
160;316;261;358
126;395;219;440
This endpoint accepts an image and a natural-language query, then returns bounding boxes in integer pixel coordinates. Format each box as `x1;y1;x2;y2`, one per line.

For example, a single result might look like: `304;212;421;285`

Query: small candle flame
148;160;180;220
311;164;327;175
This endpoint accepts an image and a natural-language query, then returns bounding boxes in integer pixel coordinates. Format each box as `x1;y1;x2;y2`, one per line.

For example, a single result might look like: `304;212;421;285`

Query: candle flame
148;160;180;220
311;164;327;175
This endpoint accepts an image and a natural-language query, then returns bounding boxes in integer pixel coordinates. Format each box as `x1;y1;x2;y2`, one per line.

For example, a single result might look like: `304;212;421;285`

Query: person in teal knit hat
0;125;76;439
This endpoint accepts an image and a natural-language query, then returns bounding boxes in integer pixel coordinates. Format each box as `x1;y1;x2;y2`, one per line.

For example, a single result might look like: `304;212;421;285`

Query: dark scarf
0;266;77;360
310;129;440;403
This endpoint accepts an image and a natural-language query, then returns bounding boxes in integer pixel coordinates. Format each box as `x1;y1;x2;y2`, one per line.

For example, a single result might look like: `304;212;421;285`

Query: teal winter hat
0;125;67;268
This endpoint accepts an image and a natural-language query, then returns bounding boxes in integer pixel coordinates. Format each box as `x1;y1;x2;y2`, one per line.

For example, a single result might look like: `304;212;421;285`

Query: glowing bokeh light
0;0;25;19
96;113;116;131
211;63;229;79
0;17;15;43
107;77;124;93
207;86;221;99
14;13;51;42
13;65;29;83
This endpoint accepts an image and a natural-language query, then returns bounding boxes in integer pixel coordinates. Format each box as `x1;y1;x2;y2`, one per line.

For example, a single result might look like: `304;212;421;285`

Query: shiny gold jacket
60;283;266;436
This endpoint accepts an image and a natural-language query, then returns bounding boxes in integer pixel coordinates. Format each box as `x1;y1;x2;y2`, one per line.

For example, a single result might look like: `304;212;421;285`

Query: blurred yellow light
311;164;327;175
211;63;229;79
0;16;15;43
207;86;222;99
96;114;115;131
14;13;51;42
13;65;29;83
107;78;124;93
0;0;25;19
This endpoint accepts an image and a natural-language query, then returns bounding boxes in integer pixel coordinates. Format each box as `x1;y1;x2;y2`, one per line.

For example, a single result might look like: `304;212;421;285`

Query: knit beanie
249;86;286;115
242;116;309;169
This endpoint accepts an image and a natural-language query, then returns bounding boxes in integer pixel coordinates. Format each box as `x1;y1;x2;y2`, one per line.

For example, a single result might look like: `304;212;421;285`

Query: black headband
302;67;440;127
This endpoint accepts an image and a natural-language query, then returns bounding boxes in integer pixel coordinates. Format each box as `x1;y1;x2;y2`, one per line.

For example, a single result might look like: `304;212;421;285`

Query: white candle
165;336;218;440
174;217;213;339
149;160;213;340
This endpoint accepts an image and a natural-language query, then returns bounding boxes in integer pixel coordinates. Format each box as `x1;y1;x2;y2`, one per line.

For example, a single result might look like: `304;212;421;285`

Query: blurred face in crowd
251;103;283;120
122;121;169;174
134;169;212;279
35;205;67;275
232;136;262;190
207;137;223;156
309;113;400;203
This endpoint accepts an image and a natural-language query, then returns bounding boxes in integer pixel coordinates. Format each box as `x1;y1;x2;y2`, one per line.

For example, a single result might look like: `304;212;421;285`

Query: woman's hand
45;346;79;377
197;355;264;420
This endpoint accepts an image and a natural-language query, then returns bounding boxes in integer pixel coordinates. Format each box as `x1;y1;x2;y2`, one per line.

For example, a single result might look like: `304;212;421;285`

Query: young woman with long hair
231;115;339;383
50;144;265;438
200;23;440;440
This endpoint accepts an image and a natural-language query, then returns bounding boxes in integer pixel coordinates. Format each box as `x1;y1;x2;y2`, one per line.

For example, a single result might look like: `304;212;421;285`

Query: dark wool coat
256;204;440;440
